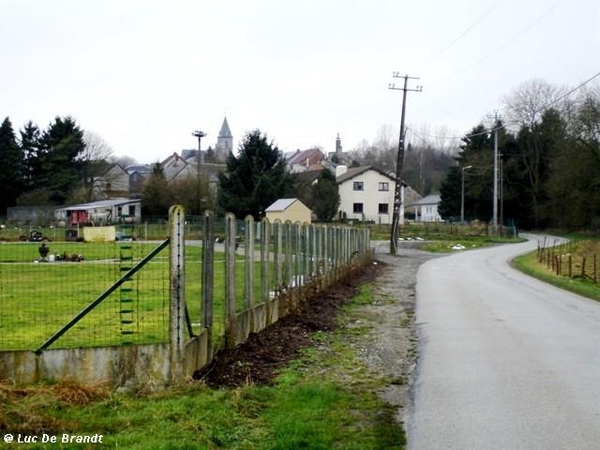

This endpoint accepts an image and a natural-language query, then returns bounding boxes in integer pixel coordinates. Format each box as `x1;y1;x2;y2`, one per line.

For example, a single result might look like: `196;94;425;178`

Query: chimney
335;164;348;178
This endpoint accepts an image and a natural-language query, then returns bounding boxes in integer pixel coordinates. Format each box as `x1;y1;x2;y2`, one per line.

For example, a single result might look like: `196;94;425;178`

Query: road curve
407;235;600;450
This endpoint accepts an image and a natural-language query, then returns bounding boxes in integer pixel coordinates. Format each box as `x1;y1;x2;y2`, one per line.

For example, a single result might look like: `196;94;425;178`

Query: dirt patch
194;262;382;387
194;240;439;432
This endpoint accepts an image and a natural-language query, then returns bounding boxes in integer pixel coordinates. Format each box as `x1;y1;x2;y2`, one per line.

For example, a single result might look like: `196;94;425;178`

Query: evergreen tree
217;130;295;219
438;166;461;221
30;116;86;205
310;169;340;222
0;117;24;214
19;120;42;192
141;163;173;216
438;124;494;222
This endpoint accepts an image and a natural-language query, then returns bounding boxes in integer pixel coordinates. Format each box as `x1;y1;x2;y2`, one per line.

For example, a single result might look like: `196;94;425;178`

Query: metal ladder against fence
118;217;136;342
119;242;135;342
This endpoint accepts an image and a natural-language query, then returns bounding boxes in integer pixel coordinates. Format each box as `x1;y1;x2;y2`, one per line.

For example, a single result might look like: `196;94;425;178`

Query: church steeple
216;116;233;162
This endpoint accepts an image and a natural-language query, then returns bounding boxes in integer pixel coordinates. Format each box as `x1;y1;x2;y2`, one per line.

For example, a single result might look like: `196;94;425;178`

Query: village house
336;165;421;224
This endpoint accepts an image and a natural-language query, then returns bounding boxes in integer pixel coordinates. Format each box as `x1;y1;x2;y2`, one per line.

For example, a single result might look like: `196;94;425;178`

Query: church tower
216;116;233;162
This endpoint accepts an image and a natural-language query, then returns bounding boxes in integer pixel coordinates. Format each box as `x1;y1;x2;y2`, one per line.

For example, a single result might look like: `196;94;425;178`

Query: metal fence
0;238;171;351
537;237;600;282
0;207;371;358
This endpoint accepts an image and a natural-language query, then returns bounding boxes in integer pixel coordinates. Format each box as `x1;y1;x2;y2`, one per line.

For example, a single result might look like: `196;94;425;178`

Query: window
378;182;389;191
378;203;389;214
353;203;363;214
353;181;364;191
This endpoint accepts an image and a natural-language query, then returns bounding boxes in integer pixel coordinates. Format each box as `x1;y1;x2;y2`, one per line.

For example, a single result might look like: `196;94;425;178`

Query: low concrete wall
0;209;372;389
0;344;171;389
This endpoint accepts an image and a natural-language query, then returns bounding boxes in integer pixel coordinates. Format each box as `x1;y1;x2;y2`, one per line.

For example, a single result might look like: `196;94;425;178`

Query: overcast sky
1;0;598;163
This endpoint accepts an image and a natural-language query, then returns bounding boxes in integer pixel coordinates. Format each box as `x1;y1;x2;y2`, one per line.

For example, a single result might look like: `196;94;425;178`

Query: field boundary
0;206;371;388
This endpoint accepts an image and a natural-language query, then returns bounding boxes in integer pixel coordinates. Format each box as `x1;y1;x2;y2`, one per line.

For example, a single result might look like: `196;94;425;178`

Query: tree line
0;116;117;216
438;79;600;230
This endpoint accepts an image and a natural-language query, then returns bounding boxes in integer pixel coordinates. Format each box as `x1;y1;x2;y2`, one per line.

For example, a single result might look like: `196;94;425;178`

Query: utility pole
461;165;473;223
492;112;499;235
192;130;207;214
192;130;207;162
389;73;422;255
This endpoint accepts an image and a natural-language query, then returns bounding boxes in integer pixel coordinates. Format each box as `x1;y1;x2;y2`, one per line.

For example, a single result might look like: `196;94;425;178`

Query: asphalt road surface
408;235;600;450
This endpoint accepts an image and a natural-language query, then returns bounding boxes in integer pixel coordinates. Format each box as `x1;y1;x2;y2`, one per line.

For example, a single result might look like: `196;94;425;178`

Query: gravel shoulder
360;241;441;425
197;240;440;439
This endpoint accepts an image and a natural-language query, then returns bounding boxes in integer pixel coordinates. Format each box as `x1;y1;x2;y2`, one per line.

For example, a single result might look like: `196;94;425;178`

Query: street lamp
461;165;472;223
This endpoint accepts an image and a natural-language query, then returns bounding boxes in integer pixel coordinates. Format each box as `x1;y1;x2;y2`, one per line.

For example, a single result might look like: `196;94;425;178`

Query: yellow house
265;198;312;224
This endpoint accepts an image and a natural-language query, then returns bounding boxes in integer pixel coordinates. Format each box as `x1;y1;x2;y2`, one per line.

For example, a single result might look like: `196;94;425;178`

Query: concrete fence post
273;220;283;291
202;210;215;359
244;215;255;312
261;218;271;323
169;205;186;383
294;222;302;303
303;223;310;282
224;213;237;348
284;221;293;287
309;223;316;278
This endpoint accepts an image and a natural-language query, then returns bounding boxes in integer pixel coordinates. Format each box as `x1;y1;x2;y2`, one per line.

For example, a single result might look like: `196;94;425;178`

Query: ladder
118;217;136;343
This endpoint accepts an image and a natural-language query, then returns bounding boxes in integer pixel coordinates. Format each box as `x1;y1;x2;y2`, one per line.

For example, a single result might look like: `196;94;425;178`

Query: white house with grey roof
336;165;421;224
411;194;442;222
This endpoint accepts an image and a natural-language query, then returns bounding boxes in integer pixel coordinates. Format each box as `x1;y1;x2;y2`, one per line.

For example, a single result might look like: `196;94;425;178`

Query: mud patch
194;261;382;388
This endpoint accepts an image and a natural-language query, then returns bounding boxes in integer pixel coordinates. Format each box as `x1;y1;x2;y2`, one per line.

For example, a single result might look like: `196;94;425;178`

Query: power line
431;0;504;60
408;69;600;142
431;0;566;87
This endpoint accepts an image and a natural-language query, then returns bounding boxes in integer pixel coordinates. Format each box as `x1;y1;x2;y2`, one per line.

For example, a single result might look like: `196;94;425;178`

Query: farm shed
265;198;312;224
55;198;141;226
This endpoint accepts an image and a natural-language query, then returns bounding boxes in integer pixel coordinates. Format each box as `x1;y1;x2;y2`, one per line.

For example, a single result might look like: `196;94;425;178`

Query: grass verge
512;248;600;302
0;283;405;449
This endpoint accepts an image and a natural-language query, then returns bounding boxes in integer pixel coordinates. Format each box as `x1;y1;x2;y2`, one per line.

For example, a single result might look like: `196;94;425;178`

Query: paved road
408;235;600;450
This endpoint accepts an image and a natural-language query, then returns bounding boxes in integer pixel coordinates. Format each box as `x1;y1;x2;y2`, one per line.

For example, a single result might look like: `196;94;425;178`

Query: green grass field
0;241;278;351
0;282;405;449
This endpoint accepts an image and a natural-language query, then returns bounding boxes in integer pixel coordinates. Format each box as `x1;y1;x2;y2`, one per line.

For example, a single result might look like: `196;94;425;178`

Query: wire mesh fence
0;213;370;353
0;239;171;351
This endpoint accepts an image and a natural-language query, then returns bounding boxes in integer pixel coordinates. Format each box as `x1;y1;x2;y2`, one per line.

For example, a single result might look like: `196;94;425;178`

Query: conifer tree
217;130;295;219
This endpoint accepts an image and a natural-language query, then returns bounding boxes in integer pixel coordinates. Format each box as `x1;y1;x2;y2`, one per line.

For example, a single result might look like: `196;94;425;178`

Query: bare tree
502;78;569;129
76;131;116;202
82;131;114;162
110;155;138;168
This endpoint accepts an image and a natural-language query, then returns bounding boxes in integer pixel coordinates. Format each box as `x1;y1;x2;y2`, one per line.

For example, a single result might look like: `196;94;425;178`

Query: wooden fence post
169;204;186;382
202;210;215;359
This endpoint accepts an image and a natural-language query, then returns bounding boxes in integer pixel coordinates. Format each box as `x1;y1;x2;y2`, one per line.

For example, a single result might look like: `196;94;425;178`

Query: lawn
0;281;405;449
0;241;277;351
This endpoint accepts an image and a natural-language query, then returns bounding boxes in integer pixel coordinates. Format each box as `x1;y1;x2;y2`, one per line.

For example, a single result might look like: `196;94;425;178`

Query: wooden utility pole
389;73;422;255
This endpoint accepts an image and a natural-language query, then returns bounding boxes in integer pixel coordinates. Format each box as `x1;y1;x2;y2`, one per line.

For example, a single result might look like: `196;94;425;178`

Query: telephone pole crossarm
389;73;422;255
